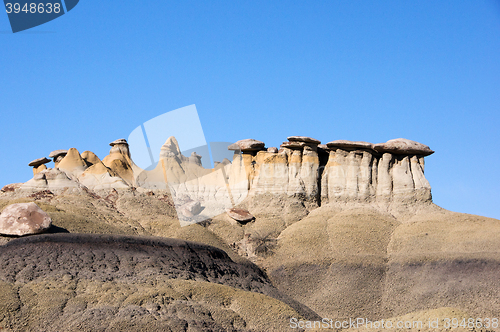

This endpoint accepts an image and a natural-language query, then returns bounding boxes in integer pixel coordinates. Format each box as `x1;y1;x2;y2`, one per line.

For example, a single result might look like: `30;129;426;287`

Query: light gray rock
28;157;51;167
226;208;254;223
373;138;434;156
228;139;265;152
189;152;202;166
0;202;52;236
287;136;321;144
180;201;202;217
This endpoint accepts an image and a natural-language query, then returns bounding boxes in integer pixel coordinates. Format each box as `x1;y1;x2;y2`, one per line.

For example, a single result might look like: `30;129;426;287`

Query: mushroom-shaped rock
326;140;374;150
317;144;330;151
228;139;265;152
29;157;51;176
109;139;131;157
49;149;68;165
0;202;52;236
109;138;128;146
373;138;434;156
226;208;255;223
28;157;51;167
287;136;321;144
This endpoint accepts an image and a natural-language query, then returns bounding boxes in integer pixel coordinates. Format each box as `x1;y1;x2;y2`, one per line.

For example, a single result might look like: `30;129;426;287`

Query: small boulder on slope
0;202;52;236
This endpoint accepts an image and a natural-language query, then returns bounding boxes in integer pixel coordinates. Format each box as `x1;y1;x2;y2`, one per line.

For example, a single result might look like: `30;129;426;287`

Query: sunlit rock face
15;135;434;221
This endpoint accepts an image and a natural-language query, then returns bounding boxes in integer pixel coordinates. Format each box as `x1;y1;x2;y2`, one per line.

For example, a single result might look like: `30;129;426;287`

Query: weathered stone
280;141;305;149
109;138;128;146
0;202;52;236
81;151;101;166
326;140;373;150
228;139;265;152
287;136;321;144
226;208;254;223
373;138;434;156
180;201;202;217
49;149;68;159
189;152;202;166
57;148;87;176
317;144;330;151
1;183;22;192
28;157;51;167
267;147;278;153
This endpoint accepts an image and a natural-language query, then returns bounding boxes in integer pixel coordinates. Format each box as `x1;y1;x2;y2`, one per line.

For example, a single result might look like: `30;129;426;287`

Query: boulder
326;140;373;150
373;138;434;156
0;202;52;236
180;201;203;217
228;139;265;152
226;208;255;223
287;136;321;144
267;147;278;153
28;157;51;167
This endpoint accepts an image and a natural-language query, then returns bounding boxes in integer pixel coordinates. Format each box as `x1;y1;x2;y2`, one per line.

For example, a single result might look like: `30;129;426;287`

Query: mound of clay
0;233;319;331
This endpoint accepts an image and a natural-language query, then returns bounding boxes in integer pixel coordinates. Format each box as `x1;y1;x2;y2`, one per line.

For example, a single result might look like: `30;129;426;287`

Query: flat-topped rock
226;208;255;223
228;139;265;152
48;149;68;159
326;140;373;150
373;138;434;156
287;136;321;144
280;141;305;149
28;157;51;167
109;138;128;146
0;202;52;236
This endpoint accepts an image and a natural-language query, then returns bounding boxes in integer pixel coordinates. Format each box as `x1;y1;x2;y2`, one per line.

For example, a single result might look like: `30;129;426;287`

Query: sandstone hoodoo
28;157;51;175
0;202;52;236
228;138;265;152
2;133;499;332
48;149;68;166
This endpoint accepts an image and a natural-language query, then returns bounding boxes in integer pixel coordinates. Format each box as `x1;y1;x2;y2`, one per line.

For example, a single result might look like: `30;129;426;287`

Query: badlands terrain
0;136;499;331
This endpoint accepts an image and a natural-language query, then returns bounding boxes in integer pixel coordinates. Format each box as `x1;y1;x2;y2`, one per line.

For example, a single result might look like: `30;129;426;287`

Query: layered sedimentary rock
14;135;435;221
321;138;432;207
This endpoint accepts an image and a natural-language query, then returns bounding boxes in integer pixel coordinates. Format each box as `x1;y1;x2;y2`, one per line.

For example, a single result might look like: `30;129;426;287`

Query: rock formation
0;202;52;236
11;135;436;221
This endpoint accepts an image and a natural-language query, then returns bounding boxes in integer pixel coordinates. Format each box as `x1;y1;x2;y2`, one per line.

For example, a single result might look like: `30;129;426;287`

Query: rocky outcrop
0;202;51;236
28;157;51;175
14;135;435;221
321;139;432;209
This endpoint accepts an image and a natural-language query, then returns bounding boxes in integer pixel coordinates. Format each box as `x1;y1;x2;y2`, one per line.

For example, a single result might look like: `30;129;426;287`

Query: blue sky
1;1;499;219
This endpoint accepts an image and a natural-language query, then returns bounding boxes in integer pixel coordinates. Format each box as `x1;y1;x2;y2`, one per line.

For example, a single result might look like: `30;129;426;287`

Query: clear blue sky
1;1;499;219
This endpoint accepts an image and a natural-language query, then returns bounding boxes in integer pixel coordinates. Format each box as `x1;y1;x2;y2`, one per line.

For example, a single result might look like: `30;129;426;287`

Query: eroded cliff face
14;135;435;221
